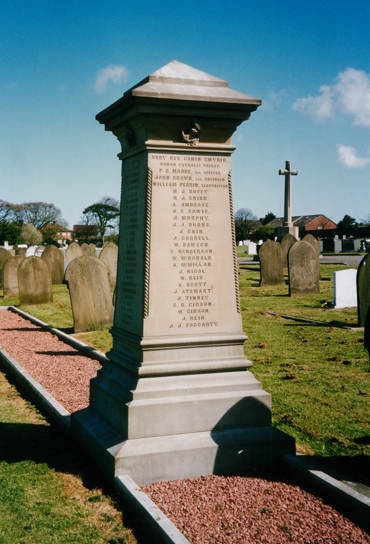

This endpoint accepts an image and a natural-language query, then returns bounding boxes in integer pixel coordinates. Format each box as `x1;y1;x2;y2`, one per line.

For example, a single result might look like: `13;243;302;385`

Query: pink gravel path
0;308;369;543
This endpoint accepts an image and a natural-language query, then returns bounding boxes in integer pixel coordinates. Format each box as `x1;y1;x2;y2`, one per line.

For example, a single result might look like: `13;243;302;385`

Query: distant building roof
265;215;337;230
73;224;99;234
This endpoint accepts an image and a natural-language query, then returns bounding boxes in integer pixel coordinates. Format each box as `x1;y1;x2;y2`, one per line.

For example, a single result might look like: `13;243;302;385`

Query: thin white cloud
293;68;370;127
261;90;287;112
94;65;129;94
337;144;370;169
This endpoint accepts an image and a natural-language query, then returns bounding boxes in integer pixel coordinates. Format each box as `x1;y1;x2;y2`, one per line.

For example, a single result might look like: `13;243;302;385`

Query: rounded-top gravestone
18;256;53;305
41;245;64;284
301;233;321;258
99;241;118;288
3;255;25;298
357;252;370;326
288;240;319;297
81;243;93;256
280;233;297;268
65;242;83;260
65;256;114;333
259;240;284;286
0;247;11;288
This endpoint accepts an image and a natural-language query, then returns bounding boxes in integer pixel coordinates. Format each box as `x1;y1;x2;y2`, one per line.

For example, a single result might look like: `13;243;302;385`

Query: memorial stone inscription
72;61;294;485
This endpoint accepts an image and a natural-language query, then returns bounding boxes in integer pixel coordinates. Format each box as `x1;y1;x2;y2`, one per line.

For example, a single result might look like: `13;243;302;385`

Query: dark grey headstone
41;245;64;284
18;256;53;305
357;253;370;326
259;240;284;286
64;256;114;333
288;241;319;297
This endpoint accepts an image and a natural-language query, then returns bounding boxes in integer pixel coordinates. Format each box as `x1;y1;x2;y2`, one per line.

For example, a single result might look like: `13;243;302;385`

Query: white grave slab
334;269;357;308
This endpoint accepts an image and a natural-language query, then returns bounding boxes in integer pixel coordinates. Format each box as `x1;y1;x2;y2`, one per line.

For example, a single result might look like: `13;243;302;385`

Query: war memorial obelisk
72;61;294;484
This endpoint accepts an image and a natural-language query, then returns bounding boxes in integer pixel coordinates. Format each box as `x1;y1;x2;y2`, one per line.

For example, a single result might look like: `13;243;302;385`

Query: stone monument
276;161;299;240
259;240;285;286
288;241;319;296
72;61;294;484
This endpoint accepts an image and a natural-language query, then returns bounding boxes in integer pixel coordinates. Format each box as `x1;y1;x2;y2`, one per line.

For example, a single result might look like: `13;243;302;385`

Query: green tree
82;197;120;244
337;214;358;238
251;225;275;242
260;211;276;225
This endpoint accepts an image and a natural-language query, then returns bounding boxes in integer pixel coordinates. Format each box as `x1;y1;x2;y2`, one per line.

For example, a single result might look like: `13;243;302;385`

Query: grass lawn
0;370;137;544
1;261;369;462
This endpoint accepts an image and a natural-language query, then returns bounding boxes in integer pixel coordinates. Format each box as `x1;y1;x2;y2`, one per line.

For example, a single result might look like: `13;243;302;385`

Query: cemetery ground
0;261;369;541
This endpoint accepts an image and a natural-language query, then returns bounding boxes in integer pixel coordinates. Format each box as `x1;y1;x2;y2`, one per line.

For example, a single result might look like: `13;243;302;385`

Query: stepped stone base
71;407;295;485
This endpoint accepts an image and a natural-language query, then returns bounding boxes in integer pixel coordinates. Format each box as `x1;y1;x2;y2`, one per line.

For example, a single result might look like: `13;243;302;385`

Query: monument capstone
72;61;294;484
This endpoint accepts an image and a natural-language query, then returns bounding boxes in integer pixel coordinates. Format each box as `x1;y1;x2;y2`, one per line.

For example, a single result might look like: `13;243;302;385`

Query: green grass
1;263;369;460
0;372;137;544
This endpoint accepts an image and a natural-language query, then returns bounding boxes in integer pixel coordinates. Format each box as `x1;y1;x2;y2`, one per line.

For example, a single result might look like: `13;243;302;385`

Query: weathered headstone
65;242;83;260
71;61;294;485
0;247;11;288
334;269;357;309
280;233;297;268
301;233;320;258
41;245;64;284
99;241;118;288
357;253;370;326
259;240;285;286
3;255;25;298
81;242;93;256
288;241;319;296
89;243;96;255
65;256;114;333
15;247;27;256
36;245;45;256
18;256;53;305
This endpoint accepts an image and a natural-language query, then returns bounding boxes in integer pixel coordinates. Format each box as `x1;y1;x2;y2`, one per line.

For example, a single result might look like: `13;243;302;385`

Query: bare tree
21;202;66;229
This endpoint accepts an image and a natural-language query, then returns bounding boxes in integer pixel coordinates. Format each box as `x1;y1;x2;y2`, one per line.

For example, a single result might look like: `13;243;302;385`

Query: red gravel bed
0;309;369;543
0;309;100;412
144;475;370;543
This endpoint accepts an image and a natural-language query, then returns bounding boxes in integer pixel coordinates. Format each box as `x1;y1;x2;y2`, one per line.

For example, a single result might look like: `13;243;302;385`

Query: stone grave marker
89;243;96;255
259;240;285;286
41;245;64;284
36;245;45;256
301;233;321;258
0;247;11;288
280;233;297;268
3;255;25;298
357;253;370;326
18;256;53;305
71;61;294;485
288;240;319;296
26;245;38;257
81;242;93;256
334;269;357;309
64;256;114;333
65;242;83;260
15;246;27;256
99;241;118;288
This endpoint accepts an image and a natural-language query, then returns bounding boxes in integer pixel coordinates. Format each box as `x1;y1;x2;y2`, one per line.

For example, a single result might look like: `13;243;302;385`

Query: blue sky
1;0;370;228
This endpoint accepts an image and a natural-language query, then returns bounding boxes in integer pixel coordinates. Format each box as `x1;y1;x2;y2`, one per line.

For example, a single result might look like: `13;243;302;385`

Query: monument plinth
72;61;294;484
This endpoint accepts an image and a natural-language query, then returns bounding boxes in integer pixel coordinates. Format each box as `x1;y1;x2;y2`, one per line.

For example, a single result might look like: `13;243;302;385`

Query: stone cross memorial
277;160;299;240
72;61;294;485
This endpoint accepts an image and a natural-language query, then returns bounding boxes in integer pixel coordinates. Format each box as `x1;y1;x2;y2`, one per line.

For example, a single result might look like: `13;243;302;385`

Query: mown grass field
1;259;369;461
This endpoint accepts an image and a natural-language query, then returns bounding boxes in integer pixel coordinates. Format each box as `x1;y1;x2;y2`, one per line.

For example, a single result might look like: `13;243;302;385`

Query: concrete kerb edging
281;454;370;528
0;306;189;544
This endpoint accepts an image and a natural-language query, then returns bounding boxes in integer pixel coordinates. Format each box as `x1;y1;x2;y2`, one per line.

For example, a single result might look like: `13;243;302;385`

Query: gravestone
81;243;93;256
41;245;64;284
259;240;284;286
3;255;25;298
99;241;118;288
334;269;357;309
288;241;319;296
71;61;294;485
65;242;83;260
280;233;297;268
89;243;96;255
357;253;370;326
36;245;45;256
301;233;320;258
15;246;27;256
18;256;53;305
64;256;114;333
26;245;38;257
0;247;11;288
